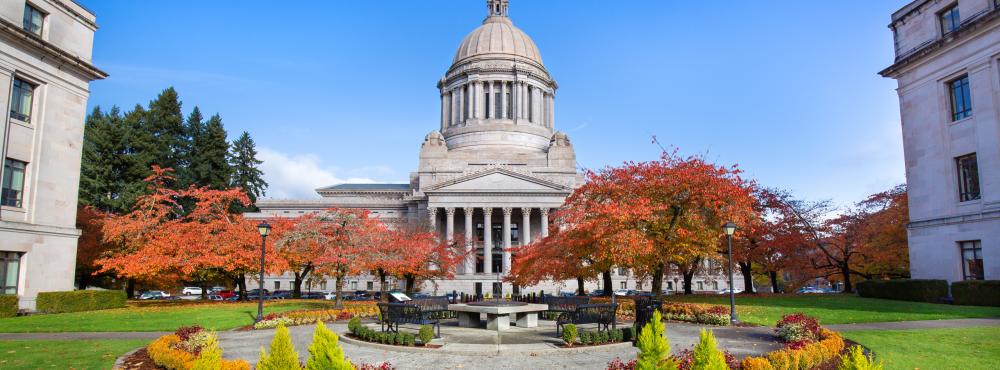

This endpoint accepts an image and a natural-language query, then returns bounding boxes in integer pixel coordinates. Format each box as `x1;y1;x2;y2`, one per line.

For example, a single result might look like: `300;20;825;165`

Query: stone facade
249;0;732;296
0;0;106;310
881;0;1000;282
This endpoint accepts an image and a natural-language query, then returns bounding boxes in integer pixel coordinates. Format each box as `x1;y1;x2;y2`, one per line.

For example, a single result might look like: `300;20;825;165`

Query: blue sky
80;0;910;205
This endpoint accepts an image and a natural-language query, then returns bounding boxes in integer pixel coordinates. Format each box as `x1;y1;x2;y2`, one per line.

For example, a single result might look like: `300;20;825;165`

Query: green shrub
347;317;361;333
692;330;728;370
306;321;352;370
580;331;592;345
636;310;679;370
838;345;883;370
562;324;578;346
395;333;405;345
418;325;434;345
403;333;416;346
627;326;637;342
611;328;623;342
951;280;1000;306
257;324;300;370
35;290;126;313
0;295;18;318
855;279;948;303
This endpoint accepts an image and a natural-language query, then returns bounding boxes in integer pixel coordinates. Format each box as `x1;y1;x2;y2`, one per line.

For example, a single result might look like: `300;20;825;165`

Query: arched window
494;82;502;119
527;85;534;123
484;82;491;119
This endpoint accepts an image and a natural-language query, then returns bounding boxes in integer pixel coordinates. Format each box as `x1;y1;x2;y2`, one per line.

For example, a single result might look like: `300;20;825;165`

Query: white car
613;289;630;296
717;288;743;295
181;287;203;295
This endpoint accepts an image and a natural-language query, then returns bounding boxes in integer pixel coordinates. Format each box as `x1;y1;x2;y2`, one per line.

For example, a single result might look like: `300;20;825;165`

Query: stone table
448;303;548;331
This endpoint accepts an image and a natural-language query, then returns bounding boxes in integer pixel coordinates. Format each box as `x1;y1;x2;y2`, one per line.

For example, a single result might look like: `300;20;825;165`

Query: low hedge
0;295;18;317
35;290;126;314
855;279;948;303
951;280;1000;307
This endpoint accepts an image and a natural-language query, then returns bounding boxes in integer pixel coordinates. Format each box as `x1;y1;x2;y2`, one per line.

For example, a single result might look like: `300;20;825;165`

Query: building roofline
880;6;1000;78
0;17;107;80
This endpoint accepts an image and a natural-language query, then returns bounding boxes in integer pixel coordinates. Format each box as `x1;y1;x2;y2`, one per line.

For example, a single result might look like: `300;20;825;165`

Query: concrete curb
338;330;633;355
112;346;144;370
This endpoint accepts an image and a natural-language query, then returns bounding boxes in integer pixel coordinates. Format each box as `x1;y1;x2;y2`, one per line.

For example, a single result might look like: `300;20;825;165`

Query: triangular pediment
426;168;570;193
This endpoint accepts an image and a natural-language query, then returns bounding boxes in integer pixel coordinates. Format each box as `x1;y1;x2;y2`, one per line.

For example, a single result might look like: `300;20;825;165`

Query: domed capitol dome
452;12;544;67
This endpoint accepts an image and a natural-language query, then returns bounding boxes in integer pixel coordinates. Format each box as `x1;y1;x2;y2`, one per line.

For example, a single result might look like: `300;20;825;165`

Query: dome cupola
436;0;558;153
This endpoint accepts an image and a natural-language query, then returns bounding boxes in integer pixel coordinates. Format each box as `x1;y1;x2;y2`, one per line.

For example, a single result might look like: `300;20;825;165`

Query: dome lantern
487;0;509;18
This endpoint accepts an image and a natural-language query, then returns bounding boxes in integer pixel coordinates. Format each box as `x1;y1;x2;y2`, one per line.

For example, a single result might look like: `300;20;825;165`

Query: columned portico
482;207;493;275
464;207;474;274
502;207;512;273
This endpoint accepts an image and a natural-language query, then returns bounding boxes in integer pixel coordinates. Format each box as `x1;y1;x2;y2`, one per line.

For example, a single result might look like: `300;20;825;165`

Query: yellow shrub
768;351;792;370
742;356;774;370
148;335;197;370
220;360;251;370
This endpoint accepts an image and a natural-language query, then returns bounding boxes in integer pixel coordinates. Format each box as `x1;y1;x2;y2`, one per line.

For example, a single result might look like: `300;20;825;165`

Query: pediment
425;168;570;193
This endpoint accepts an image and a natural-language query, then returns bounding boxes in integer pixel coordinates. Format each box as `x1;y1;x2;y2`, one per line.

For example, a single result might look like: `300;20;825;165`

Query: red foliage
173;325;204;342
606;358;637;370
776;313;821;341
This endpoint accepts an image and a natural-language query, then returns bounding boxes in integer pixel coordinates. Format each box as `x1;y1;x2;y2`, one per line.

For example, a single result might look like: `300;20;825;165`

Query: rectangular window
22;4;44;36
366;281;373;290
697;281;704;290
940;5;961;34
949;75;972;121
274;281;280;290
0;252;20;295
320;281;327;290
494;83;502;119
350;281;358;290
2;159;27;208
956;153;980;202
960;241;983;280
10;78;35;123
620;281;627;290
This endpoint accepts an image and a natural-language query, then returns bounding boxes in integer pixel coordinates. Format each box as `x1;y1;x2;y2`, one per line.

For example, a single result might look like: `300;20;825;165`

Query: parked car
207;294;223;301
208;286;226;293
300;292;324;299
181;287;203;295
215;290;236;300
588;289;605;296
559;291;577;297
271;290;293;299
717;288;744;295
139;291;171;300
797;286;824;294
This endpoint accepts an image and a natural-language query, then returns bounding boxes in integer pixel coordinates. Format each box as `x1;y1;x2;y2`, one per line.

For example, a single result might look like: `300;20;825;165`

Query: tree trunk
293;273;303;299
682;271;695;294
334;274;343;308
404;274;415;295
602;269;613;296
378;269;388;302
651;263;664;297
841;265;853;293
125;279;135;299
200;282;208;300
78;271;91;291
769;271;780;293
739;261;755;294
237;273;247;300
576;276;585;296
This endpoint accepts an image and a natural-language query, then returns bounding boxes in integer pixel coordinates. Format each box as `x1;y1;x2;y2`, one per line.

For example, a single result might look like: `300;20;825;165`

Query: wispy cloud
258;147;394;199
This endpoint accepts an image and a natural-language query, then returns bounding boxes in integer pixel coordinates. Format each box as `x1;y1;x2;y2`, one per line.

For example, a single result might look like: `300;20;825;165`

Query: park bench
555;303;617;335
377;302;443;338
410;296;457;320
542;296;591;317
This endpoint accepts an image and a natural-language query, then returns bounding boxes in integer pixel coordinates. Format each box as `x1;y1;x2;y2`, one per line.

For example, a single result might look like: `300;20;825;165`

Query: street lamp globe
722;221;737;236
257;221;272;237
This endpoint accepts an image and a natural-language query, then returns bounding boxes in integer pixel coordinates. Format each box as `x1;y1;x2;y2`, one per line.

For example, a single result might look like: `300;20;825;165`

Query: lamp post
722;221;739;325
255;220;271;323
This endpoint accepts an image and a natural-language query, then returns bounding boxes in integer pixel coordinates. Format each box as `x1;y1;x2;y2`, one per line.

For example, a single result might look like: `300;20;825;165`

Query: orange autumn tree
384;219;466;296
306;208;387;307
98;166;284;298
273;214;327;298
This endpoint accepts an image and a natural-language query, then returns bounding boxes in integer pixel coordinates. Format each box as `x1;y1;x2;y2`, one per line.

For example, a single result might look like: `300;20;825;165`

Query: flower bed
741;314;849;370
147;326;250;370
254;302;378;329
588;298;732;325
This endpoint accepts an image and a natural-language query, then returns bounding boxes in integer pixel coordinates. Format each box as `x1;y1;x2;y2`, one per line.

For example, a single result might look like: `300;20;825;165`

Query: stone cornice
0;17;107;80
881;6;1000;78
423;166;571;192
0;220;81;238
907;208;1000;229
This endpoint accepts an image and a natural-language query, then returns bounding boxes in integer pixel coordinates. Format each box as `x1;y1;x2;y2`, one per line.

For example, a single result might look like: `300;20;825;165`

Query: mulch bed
118;347;163;370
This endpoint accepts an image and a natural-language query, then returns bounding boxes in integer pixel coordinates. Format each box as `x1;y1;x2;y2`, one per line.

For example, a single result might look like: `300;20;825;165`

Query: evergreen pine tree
229;131;267;210
306;321;353;370
145;87;186;186
692;329;729;370
636;310;678;370
79;106;114;211
181;106;204;188
257;324;300;370
191;113;232;189
120;104;156;207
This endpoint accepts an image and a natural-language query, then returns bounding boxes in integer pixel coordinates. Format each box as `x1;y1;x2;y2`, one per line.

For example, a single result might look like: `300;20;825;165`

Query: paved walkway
824;317;1000;331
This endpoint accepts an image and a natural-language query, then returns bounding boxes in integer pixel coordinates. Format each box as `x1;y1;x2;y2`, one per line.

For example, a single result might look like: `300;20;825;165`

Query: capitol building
250;0;732;296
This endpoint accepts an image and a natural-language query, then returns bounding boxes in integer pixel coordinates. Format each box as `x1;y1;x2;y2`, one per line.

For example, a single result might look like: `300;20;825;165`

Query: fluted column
502;207;512;273
540;208;549;237
549;93;555;128
428;207;438;235
483;207;493;273
464;207;474;274
521;207;531;245
440;93;447;131
445;207;455;243
500;81;508;119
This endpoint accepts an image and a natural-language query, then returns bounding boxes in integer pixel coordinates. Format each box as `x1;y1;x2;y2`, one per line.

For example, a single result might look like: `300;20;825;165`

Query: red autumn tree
272;214;327;298
382;219;466;296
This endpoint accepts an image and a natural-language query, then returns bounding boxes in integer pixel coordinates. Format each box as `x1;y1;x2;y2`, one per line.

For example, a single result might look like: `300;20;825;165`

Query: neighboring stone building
250;0;732;296
881;0;1000;282
0;0;106;309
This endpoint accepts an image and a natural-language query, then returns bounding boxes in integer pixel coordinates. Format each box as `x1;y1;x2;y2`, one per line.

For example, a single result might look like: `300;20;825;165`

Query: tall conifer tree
191;113;232;189
229;131;267;210
182;106;204;187
145;87;186;186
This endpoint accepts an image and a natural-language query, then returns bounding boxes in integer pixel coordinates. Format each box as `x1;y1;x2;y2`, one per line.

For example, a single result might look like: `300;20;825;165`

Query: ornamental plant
635;310;678;370
306;321;353;370
691;330;729;370
740;357;774;370
257;324;300;370
418;325;434;345
838;346;883;370
775;313;820;343
562;324;578;346
191;334;222;370
347;317;361;333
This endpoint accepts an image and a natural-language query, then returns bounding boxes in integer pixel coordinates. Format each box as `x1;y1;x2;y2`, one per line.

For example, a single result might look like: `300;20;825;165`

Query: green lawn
842;326;1000;370
665;294;1000;326
0;339;147;369
0;300;332;333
